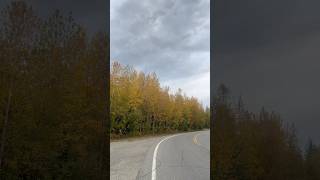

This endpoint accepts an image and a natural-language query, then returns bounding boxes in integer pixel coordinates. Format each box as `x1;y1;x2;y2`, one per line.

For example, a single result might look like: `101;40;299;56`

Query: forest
0;1;109;179
212;84;320;180
110;62;210;137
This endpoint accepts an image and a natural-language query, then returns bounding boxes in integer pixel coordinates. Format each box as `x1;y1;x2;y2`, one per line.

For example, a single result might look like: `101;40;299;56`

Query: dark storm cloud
214;0;320;54
0;0;108;35
213;0;320;145
111;0;210;106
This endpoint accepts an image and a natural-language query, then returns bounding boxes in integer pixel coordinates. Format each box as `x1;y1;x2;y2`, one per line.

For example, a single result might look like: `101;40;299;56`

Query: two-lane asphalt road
137;130;210;180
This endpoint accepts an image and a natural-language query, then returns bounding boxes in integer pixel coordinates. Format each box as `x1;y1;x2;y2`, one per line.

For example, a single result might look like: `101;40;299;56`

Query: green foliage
305;140;320;180
0;1;108;179
110;62;209;137
212;84;320;180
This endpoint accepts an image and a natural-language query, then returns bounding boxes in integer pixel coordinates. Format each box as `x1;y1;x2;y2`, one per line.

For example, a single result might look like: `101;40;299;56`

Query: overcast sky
0;0;107;35
111;0;210;107
213;0;320;146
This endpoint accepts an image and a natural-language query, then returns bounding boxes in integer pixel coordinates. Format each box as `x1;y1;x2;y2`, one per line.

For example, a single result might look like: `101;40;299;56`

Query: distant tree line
110;62;209;137
0;1;109;179
212;84;320;180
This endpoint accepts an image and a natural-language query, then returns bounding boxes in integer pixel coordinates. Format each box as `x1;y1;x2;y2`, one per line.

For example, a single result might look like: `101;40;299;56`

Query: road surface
137;130;210;180
110;135;163;180
110;130;210;180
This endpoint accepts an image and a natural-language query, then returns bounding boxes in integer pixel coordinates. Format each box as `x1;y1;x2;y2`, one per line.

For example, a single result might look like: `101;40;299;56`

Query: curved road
137;130;210;180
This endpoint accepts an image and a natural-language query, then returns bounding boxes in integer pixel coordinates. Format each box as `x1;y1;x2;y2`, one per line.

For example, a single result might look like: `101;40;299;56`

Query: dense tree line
212;84;320;180
0;1;109;179
110;62;209;137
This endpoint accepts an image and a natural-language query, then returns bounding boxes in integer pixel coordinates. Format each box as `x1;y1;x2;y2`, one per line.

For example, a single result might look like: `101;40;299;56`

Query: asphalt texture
110;130;210;180
137;130;210;180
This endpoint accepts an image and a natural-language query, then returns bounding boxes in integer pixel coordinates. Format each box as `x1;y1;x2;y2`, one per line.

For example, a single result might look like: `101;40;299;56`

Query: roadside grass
110;128;209;142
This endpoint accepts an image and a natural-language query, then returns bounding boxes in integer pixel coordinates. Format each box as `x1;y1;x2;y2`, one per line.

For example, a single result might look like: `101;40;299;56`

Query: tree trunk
0;84;12;168
152;115;155;135
100;67;109;179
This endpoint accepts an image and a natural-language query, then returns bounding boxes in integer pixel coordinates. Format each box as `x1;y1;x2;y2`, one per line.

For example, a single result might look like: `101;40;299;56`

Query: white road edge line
151;134;182;180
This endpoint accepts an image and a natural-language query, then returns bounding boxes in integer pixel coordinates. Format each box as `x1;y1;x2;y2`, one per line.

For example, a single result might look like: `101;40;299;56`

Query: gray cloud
0;0;107;35
213;0;320;146
111;0;210;106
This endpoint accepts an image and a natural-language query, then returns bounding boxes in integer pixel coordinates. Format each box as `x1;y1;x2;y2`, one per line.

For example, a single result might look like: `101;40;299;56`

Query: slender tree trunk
152;115;155;135
0;84;12;169
99;35;109;179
